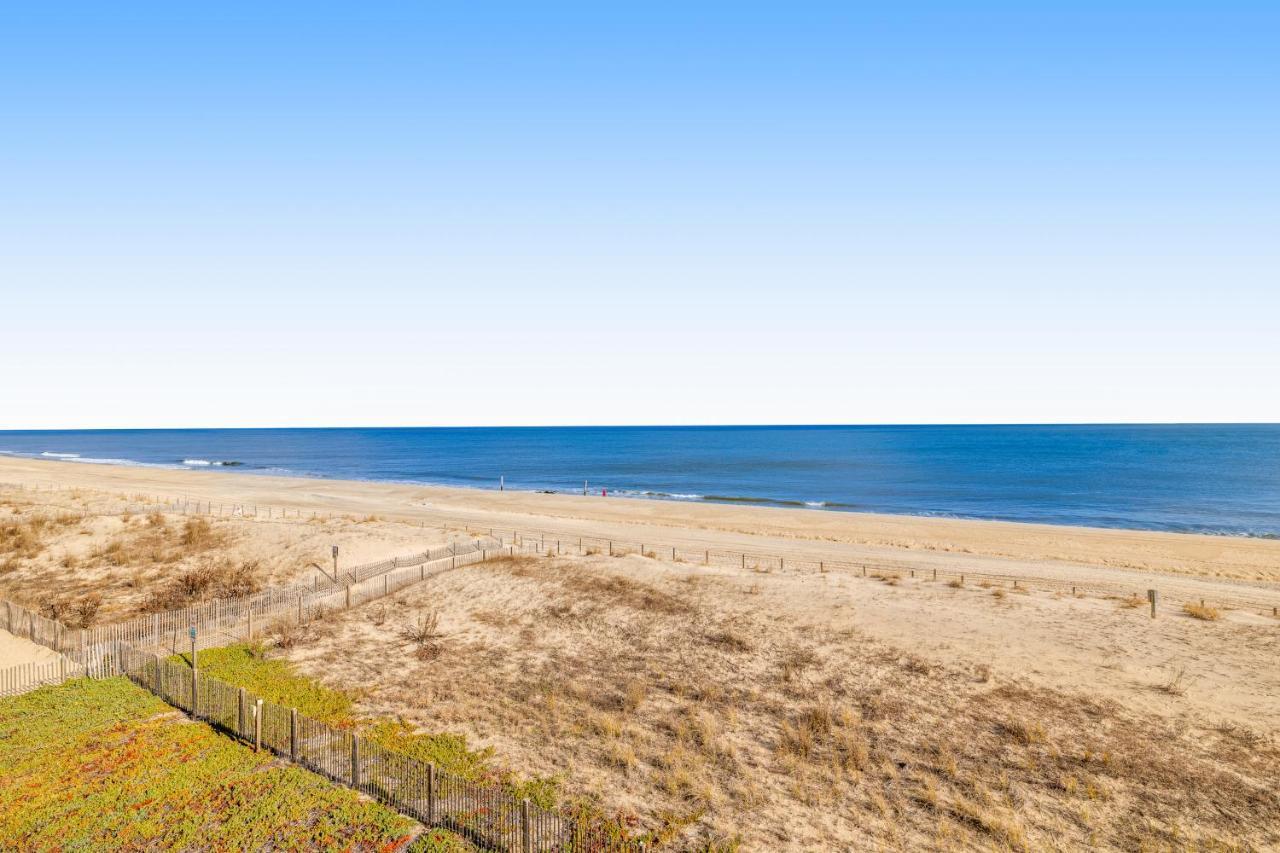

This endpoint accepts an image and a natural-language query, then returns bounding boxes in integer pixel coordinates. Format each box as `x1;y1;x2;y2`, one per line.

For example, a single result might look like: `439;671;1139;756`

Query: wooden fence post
1147;589;1158;619
290;708;298;760
522;798;532;852
238;687;246;736
253;699;263;751
345;585;351;609
427;763;437;824
350;735;360;787
190;629;199;716
247;610;254;642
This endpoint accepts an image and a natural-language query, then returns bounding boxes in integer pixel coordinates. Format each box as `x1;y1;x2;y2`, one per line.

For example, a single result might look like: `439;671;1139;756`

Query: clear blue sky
2;3;1276;428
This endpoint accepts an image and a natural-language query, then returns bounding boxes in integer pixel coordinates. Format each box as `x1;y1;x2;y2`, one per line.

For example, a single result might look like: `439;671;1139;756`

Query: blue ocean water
1;425;1278;537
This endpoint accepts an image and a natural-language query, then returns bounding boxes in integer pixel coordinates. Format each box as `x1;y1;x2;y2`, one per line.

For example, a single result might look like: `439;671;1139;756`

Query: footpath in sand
0;629;62;669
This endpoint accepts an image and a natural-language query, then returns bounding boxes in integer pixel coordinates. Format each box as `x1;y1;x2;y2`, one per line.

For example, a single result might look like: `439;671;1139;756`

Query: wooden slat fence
487;527;1280;617
0;536;504;656
0;657;83;698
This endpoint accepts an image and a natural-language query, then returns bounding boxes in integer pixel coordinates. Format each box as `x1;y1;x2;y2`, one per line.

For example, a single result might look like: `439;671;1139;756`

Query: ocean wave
182;459;244;467
703;494;807;507
41;451;80;458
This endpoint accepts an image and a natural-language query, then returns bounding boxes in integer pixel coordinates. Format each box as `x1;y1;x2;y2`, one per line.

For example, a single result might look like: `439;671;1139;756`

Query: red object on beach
602;489;607;497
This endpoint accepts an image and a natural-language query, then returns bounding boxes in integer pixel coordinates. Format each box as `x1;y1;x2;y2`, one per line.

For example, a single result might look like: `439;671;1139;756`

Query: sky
2;2;1277;428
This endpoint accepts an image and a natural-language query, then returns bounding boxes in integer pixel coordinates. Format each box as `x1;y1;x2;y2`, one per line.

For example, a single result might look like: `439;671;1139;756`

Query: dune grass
0;677;469;851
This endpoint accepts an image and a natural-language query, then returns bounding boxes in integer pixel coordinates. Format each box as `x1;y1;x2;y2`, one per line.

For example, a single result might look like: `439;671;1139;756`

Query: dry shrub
1119;595;1143;610
402;609;445;660
180;517;221;549
705;626;752;652
39;593;101;628
39;598;71;622
147;511;166;528
561;572;692;616
402;610;441;644
141;559;262;612
621;679;648;713
71;593;102;627
1001;718;1048;745
780;646;818;682
268;616;304;649
1158;666;1188;696
948;578;964;589
1182;602;1221;621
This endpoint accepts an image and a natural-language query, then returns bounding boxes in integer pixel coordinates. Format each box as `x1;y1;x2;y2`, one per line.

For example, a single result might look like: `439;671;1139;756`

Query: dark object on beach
536;489;556;494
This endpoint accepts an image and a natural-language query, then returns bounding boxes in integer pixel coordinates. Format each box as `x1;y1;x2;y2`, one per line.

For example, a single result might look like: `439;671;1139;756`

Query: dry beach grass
283;553;1280;850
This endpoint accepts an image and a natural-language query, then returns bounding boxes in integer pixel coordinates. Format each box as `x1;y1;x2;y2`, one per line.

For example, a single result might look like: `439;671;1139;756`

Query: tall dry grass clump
1182;602;1221;621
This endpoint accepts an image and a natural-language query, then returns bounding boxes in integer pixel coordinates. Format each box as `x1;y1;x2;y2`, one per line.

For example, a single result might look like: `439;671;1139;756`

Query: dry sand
285;553;1279;850
0;628;62;668
4;455;1280;585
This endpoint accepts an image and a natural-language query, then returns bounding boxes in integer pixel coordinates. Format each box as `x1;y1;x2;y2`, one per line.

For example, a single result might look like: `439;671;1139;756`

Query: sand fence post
427;763;437;824
253;699;263;751
345;585;352;609
190;627;199;716
350;735;360;787
238;687;246;736
522;798;532;852
289;708;298;760
1147;589;1158;618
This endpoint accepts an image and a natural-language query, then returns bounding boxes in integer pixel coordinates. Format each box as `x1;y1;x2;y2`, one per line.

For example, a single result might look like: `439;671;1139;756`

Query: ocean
1;425;1278;537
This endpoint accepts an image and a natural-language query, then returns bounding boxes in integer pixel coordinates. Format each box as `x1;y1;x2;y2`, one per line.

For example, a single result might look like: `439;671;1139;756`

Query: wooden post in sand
190;627;198;716
1147;589;1158;618
427;764;437;823
522;798;532;852
238;687;246;735
345;585;351;609
254;699;263;751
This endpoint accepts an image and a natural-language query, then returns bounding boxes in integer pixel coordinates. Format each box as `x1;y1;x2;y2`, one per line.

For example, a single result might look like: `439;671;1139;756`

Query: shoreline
5;454;1280;583
3;451;1277;541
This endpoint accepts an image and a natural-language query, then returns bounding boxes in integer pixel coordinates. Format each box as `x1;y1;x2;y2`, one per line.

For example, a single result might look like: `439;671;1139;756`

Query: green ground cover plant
0;677;470;851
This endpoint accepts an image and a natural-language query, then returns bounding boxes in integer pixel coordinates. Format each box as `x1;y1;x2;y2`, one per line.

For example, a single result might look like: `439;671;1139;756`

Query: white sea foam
183;459;213;466
41;451;80;458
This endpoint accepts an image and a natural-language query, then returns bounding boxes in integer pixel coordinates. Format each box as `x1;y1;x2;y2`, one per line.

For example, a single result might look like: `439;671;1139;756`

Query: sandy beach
3;455;1278;848
5;455;1280;584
